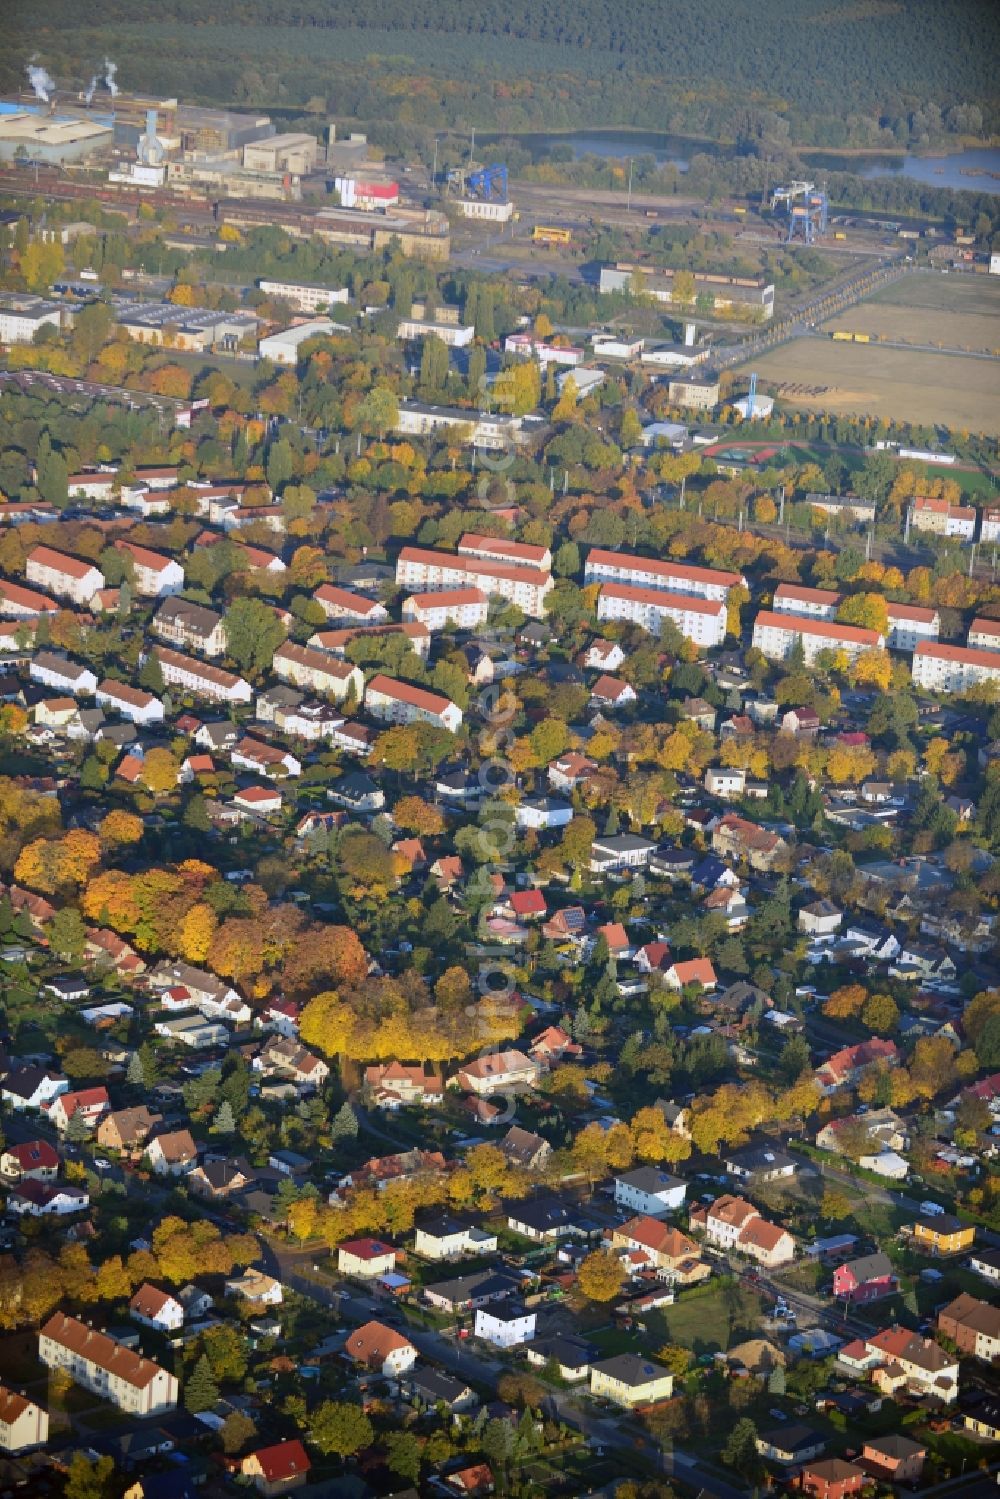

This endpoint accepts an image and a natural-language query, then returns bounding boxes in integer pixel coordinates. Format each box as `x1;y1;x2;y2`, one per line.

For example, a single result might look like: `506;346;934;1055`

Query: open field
823;272;1000;353
744;339;1000;434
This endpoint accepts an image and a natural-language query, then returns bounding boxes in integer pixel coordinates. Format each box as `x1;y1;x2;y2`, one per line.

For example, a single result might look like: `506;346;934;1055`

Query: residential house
231;735;301;779
906;1213;975;1258
589;1353;673;1408
1;1067;69;1112
723;1144;797;1183
755;1425;827;1467
144;1130;198;1178
611;1216;707;1283
8;1180;89;1217
614;1168;686;1218
589;834;656;873
413;1215;498;1262
937;1293;1000;1363
96;1107;161;1156
423;1269;521;1314
314;583;388;623
401;1367;477;1412
240;1440;311;1497
38;1311;178;1415
861;1434;926;1485
454;1050;538;1096
338;1238;397;1279
474;1303;536;1349
47;1086;110;1134
499;1125;552;1171
225;1269;283;1305
396;544;553;618
832;1251;897;1304
797;1458;865;1499
151;597;226;656
863;1326;959;1403
403;586;489;632
363;1062;444;1110
0;1139;59;1181
0;1385;48;1452
816;1039;899;1093
596;582;727;647
129;1285;184;1333
751;610;883;665
664;956;717;992
345;1320;418;1376
798;900;842;936
712;814;787;872
964;1400;1000;1442
525;1334;595;1383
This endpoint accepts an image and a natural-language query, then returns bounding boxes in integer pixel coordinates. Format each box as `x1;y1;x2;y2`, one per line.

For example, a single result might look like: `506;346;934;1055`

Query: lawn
826;272;1000;355
741;338;1000;435
654;1280;765;1355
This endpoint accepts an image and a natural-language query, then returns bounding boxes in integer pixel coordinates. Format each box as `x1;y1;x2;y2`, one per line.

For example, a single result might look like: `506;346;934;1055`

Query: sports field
823;271;1000;353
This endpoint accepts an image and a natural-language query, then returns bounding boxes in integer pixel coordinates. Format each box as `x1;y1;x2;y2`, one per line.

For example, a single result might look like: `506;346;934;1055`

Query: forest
6;0;998;146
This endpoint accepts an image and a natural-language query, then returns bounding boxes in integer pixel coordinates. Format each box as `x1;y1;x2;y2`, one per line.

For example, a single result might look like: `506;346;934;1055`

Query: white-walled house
585;548;743;601
597;582;727;647
0;1385;49;1452
402;587;489;632
273;642;363;701
365;674;463;733
751;610;883;664
474;1303;536;1349
129;1284;184;1333
29;652;98;697
152;646;253;704
614;1168;687;1218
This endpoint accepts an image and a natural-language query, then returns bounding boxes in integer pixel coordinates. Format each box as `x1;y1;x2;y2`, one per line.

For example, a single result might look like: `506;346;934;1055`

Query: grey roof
843;1250;894;1282
616;1166;685;1194
591;1352;669;1386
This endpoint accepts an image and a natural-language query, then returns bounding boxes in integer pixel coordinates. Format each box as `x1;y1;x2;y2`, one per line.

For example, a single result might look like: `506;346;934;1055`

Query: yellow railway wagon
533;225;572;245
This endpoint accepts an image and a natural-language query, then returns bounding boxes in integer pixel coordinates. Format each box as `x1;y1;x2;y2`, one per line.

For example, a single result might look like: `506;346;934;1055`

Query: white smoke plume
84;74;99;105
26;64;56;103
104;58;119;98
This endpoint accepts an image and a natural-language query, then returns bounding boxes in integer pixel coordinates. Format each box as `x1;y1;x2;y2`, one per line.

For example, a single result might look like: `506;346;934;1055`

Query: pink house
832;1251;898;1304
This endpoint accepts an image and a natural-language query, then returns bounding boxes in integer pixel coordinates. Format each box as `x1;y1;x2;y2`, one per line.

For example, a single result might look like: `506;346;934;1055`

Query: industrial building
459;198;513;222
112;300;259;352
259;318;343;365
394;402;527;452
244;133;318;175
668;375;720;410
0;106;113;165
599;263;775;320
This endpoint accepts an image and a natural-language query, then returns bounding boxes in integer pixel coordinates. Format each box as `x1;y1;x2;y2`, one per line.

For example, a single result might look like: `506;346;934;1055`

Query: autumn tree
222;598;285;676
140;748;181;795
837;592;889;636
99;810;143;848
576;1250;625;1302
392;795;445;837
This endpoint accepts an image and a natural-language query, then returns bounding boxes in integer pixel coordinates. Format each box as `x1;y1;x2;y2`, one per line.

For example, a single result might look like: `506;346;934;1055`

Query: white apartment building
313;584;388;624
25;546;104;606
114;541;184;598
38;1311;178;1416
151;598;226;656
66;470;118;501
967;617;1000;653
151;646;253;704
95;679;165;725
585;547;744;602
980;507;1000;544
394;402;524;452
597;582;727;647
910;496;976;539
272;642;363;701
458;533;552;571
257;278;350;313
397;317;475;348
0;295;63;344
751;609;883;664
395;545;553;618
402;587;489;632
365;674;463;733
912;641;1000;695
772;583;841;621
886;601;940;653
0;580;60;619
29;652;98;697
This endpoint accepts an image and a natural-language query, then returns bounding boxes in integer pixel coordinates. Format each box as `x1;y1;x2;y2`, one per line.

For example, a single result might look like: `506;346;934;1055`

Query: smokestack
26;64;55;103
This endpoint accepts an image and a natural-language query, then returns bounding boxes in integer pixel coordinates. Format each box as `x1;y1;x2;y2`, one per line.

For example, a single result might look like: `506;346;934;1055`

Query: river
479;129;1000;195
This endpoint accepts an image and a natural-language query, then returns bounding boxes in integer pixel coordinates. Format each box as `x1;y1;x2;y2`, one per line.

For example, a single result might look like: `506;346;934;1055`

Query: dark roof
526;1333;596;1370
405;1367;474;1405
758;1424;824;1455
842;1251;894;1282
591;1352;669;1386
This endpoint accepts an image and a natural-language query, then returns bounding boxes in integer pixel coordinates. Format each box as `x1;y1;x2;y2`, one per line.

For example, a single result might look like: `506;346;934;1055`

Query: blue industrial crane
465;163;508;202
